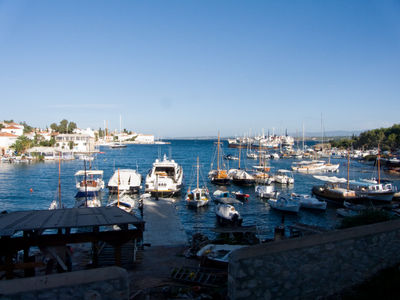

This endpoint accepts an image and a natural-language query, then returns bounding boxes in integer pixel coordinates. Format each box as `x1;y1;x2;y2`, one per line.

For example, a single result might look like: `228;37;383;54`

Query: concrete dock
142;197;188;246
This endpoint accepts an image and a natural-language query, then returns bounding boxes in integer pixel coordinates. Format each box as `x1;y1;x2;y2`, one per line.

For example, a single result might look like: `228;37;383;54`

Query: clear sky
0;0;399;137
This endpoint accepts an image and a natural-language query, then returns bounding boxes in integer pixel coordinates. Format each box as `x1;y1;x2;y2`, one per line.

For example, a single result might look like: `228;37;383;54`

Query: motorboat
74;170;105;198
273;169;294;185
107;169;142;194
186;157;210;208
291;193;327;210
145;154;183;197
267;194;300;213
213;189;241;204
229;169;255;186
312;183;360;204
223;154;239;160
110;142;127;148
232;191;250;201
255;185;279;199
253;171;273;185
215;204;243;226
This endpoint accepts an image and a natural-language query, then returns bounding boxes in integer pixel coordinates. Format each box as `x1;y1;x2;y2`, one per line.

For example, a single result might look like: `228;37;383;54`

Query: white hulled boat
255;185;279;199
145;154;183;197
291;193;327;210
268;194;300;213
273;169;294;185
75;170;105;198
215;204;243;226
186;157;210;208
107;169;142;194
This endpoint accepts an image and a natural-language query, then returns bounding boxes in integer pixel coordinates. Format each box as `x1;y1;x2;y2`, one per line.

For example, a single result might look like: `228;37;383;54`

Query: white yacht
107;169;142;194
145;154;183;196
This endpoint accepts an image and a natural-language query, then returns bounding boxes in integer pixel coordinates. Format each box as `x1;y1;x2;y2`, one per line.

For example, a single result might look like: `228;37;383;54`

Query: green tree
20;121;33;134
50;123;58;132
67;121;77;133
10;136;33;155
59;119;68;133
68;141;74;150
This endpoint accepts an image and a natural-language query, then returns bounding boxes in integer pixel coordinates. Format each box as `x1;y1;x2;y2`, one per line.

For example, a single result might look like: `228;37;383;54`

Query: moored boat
145;154;183;197
186;157;210;208
267;194;300;213
291;193;327;210
107;169;142;194
75;170;105;198
215;204;243;226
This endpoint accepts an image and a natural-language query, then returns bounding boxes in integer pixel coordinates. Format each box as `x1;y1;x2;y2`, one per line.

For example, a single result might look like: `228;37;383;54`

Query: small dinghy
215;204;243;226
232;191;250;201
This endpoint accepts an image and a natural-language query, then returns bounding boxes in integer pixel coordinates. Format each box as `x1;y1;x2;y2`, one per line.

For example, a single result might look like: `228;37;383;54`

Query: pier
142;197;188;246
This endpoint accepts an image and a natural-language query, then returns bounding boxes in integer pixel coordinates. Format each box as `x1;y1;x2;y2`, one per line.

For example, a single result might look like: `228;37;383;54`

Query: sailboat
111;115;127;148
186;157;210;208
355;145;396;202
228;143;255;186
253;141;272;184
208;132;230;185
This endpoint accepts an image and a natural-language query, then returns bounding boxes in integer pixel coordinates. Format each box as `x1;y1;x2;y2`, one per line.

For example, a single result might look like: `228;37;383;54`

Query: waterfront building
55;134;96;153
0;124;24;137
135;134;154;144
0;132;18;155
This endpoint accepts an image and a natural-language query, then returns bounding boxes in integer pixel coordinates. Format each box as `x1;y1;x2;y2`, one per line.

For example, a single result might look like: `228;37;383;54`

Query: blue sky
0;0;399;137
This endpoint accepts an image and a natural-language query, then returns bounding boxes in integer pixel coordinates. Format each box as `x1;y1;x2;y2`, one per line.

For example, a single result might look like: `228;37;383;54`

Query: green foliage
0;123;3;130
10;136;33;155
50;120;77;134
98;128;105;138
20;121;33;134
339;208;394;229
4;120;14;124
330;124;400;150
68;141;74;150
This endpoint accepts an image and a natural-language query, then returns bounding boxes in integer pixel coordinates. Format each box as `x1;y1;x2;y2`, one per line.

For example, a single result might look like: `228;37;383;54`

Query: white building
135;134;155;144
1;124;24;136
55;134;96;152
0;132;18;156
73;128;96;138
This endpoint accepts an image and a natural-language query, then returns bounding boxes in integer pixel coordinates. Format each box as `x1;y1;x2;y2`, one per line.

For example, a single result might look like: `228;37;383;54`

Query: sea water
0;139;398;239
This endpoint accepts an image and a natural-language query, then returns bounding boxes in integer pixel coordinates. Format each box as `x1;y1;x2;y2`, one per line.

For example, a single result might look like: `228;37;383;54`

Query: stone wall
0;266;129;300
229;219;400;300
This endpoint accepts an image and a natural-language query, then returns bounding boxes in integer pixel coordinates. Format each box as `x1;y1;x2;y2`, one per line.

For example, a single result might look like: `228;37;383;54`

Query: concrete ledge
0;266;128;295
231;219;400;262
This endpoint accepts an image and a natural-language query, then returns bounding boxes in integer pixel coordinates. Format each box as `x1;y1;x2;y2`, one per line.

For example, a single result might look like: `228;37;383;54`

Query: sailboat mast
58;152;62;208
378;144;381;184
217;132;220;171
347;150;350;191
196;157;199;189
238;142;241;169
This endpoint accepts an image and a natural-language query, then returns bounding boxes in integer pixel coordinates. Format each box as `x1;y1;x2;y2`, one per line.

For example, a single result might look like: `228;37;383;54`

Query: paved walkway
142;197;188;246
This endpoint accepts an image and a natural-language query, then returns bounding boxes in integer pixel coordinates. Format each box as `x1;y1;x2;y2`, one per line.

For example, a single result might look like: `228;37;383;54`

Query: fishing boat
74;170;105;198
291;193;327;210
209;132;230;185
215;204;243;226
107;169;142;194
273;169;294;185
186;157;210;208
145;154;183;197
267;194;300;213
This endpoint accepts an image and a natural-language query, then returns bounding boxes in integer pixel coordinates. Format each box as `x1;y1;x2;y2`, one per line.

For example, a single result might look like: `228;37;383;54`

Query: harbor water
0;139;399;239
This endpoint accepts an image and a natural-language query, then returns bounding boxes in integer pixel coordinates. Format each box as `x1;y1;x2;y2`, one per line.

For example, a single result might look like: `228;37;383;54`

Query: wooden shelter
0;207;144;279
